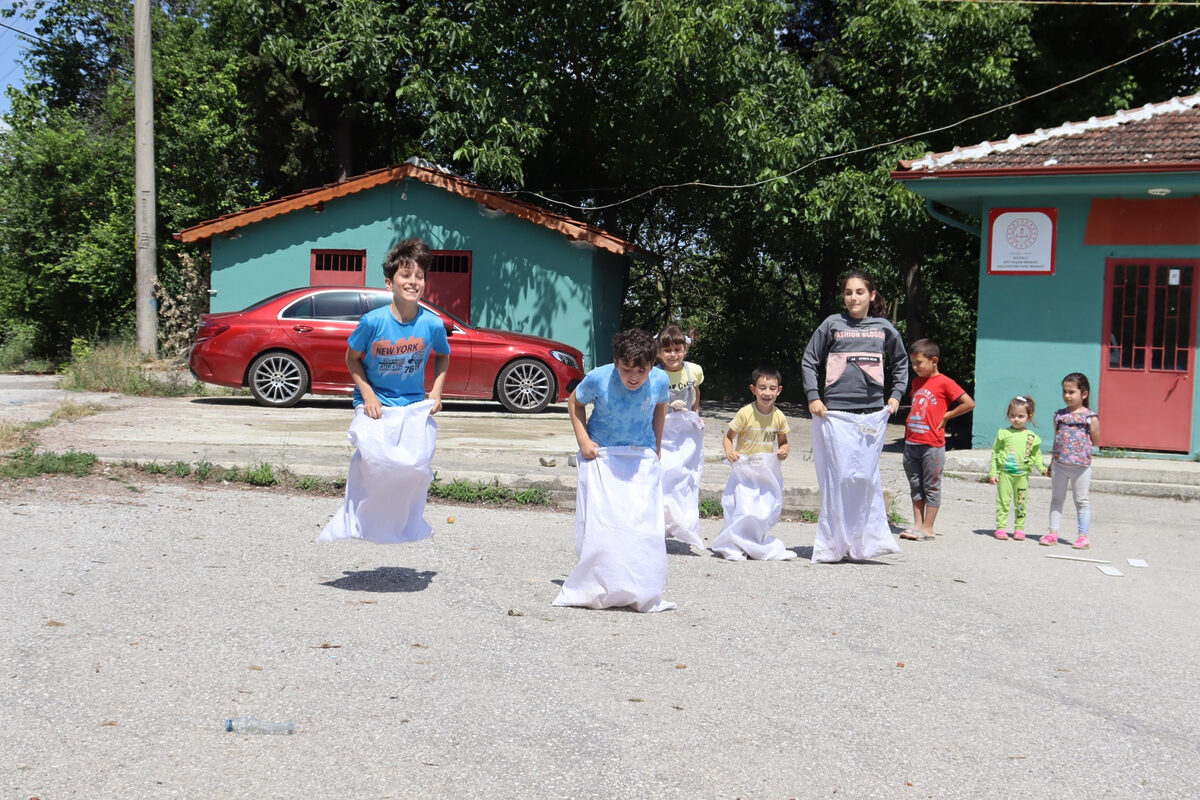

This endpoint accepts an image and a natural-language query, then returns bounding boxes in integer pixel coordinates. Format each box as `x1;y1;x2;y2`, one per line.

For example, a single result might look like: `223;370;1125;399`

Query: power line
506;23;1200;213
0;20;50;45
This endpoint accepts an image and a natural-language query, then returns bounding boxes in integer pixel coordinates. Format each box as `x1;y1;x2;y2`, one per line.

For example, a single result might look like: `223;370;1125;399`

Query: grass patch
0;449;549;507
49;399;105;422
223;462;280;486
123;458;344;494
0;400;103;451
0;446;97;479
791;508;819;523
0;420;51;451
58;337;208;397
698;496;723;519
428;475;552;507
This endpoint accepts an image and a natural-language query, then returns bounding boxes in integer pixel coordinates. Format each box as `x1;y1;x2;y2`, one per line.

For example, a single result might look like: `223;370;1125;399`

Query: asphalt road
3;373;1199;798
3;467;1199;798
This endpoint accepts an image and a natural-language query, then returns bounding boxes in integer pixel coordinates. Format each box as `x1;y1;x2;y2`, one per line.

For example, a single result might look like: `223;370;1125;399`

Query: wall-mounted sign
988;208;1057;275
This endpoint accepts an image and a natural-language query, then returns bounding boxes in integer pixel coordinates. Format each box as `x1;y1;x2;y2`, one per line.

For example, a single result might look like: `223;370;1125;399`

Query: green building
893;95;1200;454
177;160;645;371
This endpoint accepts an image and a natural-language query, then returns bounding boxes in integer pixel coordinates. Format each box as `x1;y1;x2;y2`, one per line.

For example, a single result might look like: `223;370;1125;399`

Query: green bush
0;322;52;373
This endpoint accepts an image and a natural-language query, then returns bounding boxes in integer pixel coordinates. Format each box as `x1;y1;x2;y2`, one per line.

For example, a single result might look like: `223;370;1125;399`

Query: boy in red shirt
900;339;975;541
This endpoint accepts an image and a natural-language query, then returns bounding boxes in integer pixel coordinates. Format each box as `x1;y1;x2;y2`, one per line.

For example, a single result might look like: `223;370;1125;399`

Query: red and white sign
988;208;1057;274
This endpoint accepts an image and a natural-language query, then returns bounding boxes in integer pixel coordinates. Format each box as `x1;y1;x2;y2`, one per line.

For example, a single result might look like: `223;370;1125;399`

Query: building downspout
925;199;981;238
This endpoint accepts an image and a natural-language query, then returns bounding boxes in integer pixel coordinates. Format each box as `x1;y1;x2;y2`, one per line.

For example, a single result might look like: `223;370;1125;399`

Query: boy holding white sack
320;238;450;545
655;323;706;553
553;329;675;613
711;366;797;561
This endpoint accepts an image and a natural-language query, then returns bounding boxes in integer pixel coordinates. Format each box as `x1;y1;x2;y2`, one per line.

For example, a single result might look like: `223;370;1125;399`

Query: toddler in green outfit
988;395;1045;541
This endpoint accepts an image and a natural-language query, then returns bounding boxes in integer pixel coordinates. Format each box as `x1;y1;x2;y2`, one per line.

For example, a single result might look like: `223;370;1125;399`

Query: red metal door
310;250;366;286
1101;260;1197;452
423;251;472;323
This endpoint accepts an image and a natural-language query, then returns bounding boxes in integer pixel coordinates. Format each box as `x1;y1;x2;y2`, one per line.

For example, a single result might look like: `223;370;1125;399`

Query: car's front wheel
248;352;309;408
496;358;555;413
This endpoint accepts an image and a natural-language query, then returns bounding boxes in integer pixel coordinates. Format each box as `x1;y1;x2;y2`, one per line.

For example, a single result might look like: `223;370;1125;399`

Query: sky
0;13;38;122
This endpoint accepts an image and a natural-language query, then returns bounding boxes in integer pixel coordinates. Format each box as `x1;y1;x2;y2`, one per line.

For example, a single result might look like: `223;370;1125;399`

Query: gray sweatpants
1049;462;1092;535
903;443;945;506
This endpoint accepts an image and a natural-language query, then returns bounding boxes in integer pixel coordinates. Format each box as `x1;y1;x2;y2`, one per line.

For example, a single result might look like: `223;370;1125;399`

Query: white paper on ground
660;410;706;550
553;446;675;612
810;409;900;563
319;401;437;544
1097;565;1125;577
1127;558;1148;568
710;453;796;561
1045;554;1110;564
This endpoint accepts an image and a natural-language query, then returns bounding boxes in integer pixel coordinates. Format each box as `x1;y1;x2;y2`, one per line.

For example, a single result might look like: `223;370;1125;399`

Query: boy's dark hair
383;238;434;281
655;323;696;350
1062;372;1092;408
751;365;782;385
909;338;940;360
612;328;658;368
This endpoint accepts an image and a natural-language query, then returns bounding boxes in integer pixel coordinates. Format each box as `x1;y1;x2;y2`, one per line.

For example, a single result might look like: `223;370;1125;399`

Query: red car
188;286;585;412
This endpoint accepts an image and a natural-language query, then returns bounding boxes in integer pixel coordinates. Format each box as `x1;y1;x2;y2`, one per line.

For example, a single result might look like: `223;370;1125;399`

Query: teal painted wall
972;191;1200;453
208;179;625;370
589;247;627;367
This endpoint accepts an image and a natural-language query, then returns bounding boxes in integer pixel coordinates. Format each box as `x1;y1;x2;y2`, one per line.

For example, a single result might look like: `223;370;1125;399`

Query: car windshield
422;298;468;327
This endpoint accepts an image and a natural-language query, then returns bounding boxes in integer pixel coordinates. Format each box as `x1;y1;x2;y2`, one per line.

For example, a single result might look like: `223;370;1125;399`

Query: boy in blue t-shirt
554;329;675;612
569;328;669;457
346;238;450;417
320;238;451;547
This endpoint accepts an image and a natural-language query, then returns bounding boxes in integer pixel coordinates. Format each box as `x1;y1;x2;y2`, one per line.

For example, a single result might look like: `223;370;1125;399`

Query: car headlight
550;350;579;369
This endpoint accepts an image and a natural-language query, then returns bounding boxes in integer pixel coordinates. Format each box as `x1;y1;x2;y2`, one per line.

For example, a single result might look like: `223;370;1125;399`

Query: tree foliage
0;0;1197;387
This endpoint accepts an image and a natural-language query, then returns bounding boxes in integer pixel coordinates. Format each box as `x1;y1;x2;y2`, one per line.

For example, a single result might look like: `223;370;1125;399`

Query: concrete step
944;452;1200;500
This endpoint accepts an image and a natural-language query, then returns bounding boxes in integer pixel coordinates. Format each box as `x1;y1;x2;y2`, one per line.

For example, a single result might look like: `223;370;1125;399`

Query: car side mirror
444;321;454;336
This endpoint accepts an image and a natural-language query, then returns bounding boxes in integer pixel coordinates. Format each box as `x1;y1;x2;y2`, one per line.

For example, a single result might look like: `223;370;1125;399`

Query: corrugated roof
895;95;1200;176
175;161;644;257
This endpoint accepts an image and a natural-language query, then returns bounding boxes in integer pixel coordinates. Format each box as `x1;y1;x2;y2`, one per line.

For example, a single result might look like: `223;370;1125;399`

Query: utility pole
134;0;157;357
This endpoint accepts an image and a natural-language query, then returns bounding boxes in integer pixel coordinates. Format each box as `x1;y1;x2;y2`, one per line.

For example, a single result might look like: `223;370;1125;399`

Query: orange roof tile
176;162;645;257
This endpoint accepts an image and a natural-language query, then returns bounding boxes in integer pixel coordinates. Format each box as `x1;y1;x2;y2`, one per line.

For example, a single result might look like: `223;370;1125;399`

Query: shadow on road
320;567;437;593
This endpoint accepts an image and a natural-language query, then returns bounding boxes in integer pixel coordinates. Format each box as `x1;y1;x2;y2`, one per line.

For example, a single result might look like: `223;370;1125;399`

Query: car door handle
292;325;313;333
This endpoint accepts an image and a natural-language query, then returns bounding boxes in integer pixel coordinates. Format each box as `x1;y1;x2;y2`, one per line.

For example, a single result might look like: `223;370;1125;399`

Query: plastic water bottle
225;716;295;735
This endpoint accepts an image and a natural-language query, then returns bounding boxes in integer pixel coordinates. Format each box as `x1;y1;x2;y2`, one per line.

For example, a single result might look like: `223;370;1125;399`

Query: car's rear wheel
496;358;555;413
248;352;309;408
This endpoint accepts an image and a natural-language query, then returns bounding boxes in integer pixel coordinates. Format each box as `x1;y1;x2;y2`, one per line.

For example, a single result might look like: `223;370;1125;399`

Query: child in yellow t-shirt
712;366;796;561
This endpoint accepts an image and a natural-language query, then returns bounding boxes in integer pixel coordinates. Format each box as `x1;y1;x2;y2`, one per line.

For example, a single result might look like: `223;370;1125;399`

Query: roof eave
891;162;1200;181
174;163;647;258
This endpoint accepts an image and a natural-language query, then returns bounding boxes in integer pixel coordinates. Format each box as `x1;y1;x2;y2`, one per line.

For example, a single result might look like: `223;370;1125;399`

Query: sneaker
994;529;1009;540
1012;530;1026;541
1040;532;1059;546
1072;535;1090;550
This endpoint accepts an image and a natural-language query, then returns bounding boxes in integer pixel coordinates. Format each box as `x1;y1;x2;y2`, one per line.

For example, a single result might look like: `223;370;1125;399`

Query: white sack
553;447;676;612
319;401;437;544
710;454;796;561
811;408;900;563
660;410;706;551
